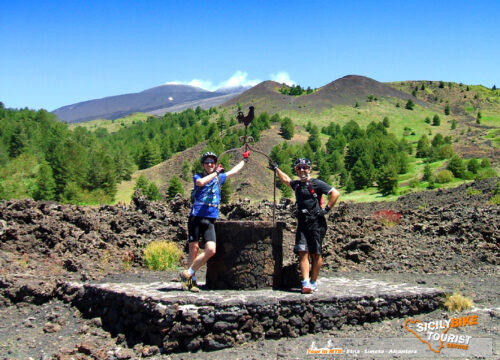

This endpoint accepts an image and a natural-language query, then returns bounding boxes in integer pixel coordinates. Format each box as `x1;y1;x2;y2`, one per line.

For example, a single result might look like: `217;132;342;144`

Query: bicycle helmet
294;158;311;168
200;151;218;164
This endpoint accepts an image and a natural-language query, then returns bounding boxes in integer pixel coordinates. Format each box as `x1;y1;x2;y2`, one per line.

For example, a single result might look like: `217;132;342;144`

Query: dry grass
444;293;474;312
143;240;182;271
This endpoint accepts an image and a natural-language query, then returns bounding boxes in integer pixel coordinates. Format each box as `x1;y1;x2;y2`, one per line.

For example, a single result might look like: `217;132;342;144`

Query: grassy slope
68;112;151;133
81;81;499;204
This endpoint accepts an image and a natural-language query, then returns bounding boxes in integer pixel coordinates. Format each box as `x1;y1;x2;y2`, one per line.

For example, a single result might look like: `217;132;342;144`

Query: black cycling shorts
188;215;216;244
294;214;327;255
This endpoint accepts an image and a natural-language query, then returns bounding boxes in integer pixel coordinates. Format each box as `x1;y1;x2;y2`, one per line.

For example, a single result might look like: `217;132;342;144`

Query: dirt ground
0;178;499;359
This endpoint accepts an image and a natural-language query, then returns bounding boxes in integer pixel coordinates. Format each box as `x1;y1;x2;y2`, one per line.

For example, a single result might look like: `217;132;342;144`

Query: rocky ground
0;179;499;359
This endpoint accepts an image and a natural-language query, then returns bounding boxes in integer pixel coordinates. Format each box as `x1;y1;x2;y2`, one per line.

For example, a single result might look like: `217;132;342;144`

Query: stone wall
207;221;285;290
57;280;443;354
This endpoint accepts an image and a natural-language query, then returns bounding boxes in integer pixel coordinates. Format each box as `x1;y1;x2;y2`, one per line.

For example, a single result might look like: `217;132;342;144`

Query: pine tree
423;164;433;182
33;162;56;200
377;166;398;196
444;104;451;115
405;99;415;110
280;117;294;140
147;182;163;201
432;114;441;126
345;174;355;193
167;176;184;200
220;178;232;204
447;155;466;178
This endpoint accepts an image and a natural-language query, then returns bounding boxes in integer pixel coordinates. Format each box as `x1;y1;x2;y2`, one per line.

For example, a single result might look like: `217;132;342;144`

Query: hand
269;161;279;171
318;206;331;217
215;164;225;174
243;151;250;162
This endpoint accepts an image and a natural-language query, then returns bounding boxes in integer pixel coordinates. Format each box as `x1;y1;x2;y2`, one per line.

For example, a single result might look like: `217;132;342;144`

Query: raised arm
275;167;292;188
225;160;245;178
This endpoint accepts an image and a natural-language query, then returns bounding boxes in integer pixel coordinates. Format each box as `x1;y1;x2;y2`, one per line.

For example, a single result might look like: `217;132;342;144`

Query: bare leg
298;251;310;281
191;241;216;272
188;241;199;269
310;253;323;282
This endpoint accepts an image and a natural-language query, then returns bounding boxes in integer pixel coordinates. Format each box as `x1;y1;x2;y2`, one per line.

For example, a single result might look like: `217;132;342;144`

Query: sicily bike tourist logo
404;315;478;353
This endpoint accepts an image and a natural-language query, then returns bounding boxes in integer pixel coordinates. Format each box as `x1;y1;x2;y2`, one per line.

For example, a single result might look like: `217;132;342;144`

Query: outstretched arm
225;160;245;178
275;167;292;188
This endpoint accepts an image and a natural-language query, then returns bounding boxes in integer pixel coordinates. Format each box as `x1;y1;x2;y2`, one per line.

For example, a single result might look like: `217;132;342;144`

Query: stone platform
57;277;443;353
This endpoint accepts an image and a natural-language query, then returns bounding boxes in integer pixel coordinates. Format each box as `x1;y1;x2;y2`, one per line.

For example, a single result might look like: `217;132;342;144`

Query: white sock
188;268;195;277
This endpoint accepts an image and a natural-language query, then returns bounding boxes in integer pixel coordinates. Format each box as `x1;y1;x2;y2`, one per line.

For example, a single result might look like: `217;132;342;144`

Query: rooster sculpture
237;106;254;127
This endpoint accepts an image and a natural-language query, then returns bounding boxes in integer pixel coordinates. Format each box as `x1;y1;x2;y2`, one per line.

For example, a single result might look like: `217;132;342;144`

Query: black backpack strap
307;180;323;209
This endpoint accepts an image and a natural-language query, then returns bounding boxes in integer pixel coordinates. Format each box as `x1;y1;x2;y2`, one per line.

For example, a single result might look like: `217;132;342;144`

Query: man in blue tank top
180;150;249;291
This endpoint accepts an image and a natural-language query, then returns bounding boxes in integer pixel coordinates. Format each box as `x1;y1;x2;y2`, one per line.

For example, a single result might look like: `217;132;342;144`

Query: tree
444;104;451;115
423;164;433;182
33;162;56;201
220;179;232;204
405;99;415;110
467;158;480;174
432;114;441;126
139;141;161;169
344;174;355;193
382;117;390;128
181;160;191;181
451;119;457;129
447;155;466;178
318;158;332;184
350;157;374;190
167;176;184;200
8;125;26;158
377;166;398;196
416;135;431;158
493;85;497;91
307;126;322;152
280;117;294;140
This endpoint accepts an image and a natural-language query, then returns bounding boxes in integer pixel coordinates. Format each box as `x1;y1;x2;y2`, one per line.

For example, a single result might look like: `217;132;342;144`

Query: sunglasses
204;160;215;165
296;165;310;171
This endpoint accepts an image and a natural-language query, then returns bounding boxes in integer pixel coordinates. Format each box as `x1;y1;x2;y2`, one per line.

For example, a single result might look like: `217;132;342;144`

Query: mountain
52;84;247;123
223;75;428;113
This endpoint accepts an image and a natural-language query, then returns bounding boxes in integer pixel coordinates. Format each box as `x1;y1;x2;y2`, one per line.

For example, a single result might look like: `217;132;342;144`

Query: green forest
270;118;496;198
0;99;496;204
0;103;271;204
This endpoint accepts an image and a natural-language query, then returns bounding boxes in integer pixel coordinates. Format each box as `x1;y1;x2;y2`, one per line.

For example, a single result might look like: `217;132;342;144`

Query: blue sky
1;0;499;111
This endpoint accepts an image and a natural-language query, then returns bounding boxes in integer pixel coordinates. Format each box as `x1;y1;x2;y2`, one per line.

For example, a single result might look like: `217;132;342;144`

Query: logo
404;315;477;353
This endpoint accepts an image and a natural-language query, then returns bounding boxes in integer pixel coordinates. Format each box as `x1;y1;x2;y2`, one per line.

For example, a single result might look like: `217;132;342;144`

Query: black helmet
200;151;218;163
293;158;311;168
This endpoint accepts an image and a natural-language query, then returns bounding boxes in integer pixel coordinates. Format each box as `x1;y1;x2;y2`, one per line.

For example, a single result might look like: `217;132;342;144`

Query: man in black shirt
273;158;340;294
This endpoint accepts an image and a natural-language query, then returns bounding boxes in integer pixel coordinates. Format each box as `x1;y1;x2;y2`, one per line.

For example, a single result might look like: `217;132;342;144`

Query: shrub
435;170;454;183
408;178;419;188
490;194;500;205
444;293;474;312
447;155;466;178
373;210;402;227
476;167;498;180
143;240;182;271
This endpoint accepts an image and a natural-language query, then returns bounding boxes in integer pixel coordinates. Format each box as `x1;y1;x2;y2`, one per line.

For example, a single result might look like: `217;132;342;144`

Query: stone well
206;220;285;290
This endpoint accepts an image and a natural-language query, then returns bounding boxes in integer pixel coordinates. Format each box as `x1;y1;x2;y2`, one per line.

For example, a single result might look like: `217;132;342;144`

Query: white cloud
218;71;261;89
270;71;295;86
165;71;261;91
